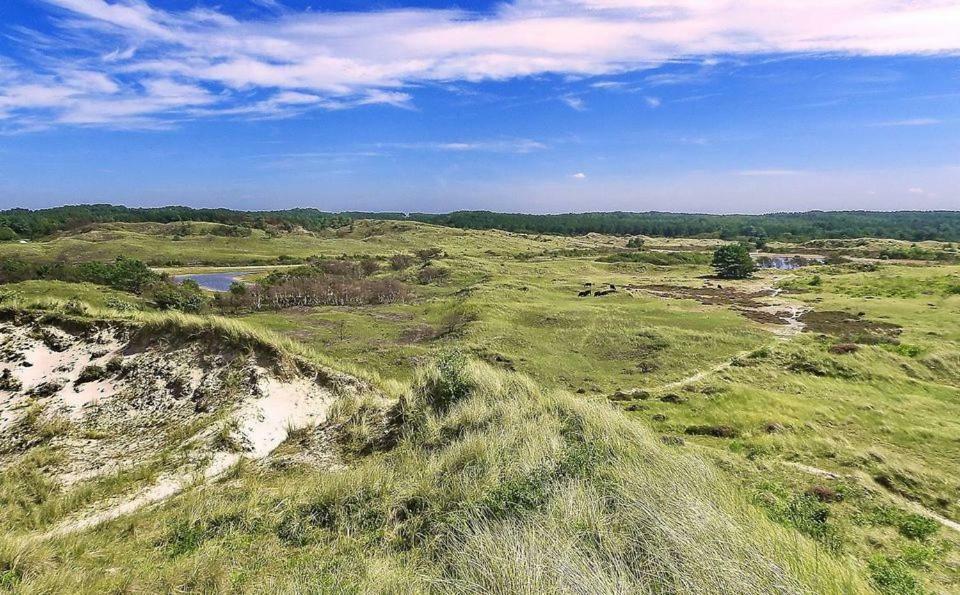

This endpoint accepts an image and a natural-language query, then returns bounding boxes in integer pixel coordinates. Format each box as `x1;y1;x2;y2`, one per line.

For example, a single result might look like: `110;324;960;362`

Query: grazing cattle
594;289;616;296
578;290;592;297
584;282;593;287
609;284;616;290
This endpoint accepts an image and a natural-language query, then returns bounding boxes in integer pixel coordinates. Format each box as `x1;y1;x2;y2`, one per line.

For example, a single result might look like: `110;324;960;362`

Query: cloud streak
2;0;960;128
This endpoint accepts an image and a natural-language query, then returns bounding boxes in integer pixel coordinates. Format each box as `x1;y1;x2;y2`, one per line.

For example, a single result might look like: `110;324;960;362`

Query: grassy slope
0;331;867;593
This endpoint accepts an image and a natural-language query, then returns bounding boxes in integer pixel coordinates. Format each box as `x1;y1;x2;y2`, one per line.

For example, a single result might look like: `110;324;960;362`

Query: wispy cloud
3;0;960;128
562;95;586;111
644;96;662;108
736;169;804;177
380;139;548;154
571;172;587;179
871;118;942;127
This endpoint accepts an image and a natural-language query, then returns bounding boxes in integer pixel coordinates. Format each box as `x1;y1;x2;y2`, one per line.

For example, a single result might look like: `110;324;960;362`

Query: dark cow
578;290;592;297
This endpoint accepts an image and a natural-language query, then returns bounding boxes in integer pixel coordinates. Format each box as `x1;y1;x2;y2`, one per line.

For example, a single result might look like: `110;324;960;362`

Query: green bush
420;351;472;412
897;513;939;541
868;555;921;594
711;243;756;279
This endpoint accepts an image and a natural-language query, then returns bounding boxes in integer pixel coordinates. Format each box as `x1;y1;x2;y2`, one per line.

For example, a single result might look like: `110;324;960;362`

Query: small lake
755;256;825;270
172;272;253;292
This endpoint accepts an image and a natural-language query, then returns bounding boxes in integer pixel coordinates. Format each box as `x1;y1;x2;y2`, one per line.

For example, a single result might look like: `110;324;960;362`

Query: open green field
2;220;958;593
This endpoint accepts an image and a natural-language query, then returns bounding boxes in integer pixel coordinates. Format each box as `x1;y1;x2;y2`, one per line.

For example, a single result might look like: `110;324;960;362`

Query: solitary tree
712;243;756;279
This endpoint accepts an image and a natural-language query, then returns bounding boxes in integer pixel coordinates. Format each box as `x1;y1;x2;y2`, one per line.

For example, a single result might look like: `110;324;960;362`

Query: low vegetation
1;215;959;593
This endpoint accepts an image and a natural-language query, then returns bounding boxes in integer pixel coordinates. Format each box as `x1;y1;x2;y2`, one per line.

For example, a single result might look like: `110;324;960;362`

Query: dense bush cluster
0;255;209;312
0;256;160;293
217;258;408;310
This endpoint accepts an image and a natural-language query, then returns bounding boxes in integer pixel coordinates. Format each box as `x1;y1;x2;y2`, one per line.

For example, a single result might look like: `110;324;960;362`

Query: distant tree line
4;205;960;242
0;205;351;239
404;211;960;242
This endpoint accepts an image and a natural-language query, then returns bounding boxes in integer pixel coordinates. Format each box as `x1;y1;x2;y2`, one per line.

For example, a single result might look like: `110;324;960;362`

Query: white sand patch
16;342;86;389
63;379;117;420
236;370;334;458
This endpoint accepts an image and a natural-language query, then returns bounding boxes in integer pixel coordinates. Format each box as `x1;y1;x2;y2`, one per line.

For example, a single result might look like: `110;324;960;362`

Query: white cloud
572;172;587;179
644;96;661;108
4;0;960;127
908;187;925;194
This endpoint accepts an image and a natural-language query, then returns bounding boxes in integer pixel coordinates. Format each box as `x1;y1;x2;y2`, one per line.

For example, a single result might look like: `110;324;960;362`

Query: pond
754;255;825;270
172;271;253;292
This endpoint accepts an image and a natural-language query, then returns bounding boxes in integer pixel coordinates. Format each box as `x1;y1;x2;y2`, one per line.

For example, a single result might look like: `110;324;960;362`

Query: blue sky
1;0;958;213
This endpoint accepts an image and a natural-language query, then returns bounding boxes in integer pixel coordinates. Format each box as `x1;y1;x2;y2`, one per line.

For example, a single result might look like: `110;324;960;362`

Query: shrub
417;266;450;284
685;424;738;438
389;254;415;270
829;343;859;355
359;258;380;276
62;298;88;316
419;351;472;413
414;247;443;262
711;243;756;279
868;555;920;594
76;365;107;384
105;297;137;311
148;282;206;313
897;513;939;541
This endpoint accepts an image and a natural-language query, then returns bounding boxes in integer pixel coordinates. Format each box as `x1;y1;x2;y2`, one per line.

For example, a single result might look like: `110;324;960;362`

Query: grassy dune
0;347;868;593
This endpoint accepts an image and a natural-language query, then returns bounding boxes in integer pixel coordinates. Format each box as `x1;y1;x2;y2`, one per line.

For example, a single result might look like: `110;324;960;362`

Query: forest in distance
4;204;960;242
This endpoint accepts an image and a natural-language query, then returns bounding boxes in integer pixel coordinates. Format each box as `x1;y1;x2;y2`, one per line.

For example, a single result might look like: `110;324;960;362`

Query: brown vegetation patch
800;311;901;344
633;284;792;326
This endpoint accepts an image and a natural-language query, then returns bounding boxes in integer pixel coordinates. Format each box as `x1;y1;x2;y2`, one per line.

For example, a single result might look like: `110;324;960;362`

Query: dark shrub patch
685;425;738;438
28;380;64;398
897;513;939;541
421;351;472;413
660;393;687;404
76;365;107;384
806;485;843;503
0;369;22;392
829;343;859;355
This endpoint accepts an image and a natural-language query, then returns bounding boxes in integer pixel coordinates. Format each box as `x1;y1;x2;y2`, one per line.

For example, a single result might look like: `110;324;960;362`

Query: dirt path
636;278;807;392
784;461;960;535
655;354;749;392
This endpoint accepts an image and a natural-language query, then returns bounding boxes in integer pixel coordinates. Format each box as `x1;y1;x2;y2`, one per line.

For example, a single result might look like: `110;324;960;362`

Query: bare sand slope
0;316;357;536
